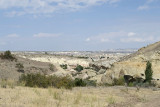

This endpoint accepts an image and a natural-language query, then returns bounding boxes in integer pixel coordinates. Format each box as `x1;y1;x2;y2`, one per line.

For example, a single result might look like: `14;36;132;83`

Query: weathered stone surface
101;70;114;84
152;80;160;88
98;69;106;74
90;74;103;83
74;73;89;79
101;41;160;84
87;70;97;77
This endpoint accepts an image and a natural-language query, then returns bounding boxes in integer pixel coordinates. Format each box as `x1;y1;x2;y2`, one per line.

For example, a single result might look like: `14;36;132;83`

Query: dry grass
0;86;159;107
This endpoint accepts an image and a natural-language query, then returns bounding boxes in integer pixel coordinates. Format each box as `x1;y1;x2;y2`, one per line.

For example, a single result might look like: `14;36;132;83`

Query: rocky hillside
102;41;160;86
0;52;57;80
121;41;160;61
15;52;128;83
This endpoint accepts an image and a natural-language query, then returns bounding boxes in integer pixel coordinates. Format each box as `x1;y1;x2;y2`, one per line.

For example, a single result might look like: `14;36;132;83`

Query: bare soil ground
0;86;159;107
0;57;56;80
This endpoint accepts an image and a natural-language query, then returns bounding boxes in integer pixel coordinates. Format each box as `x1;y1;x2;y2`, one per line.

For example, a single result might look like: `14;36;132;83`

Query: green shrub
77;56;89;59
84;67;90;69
74;65;83;72
20;73;48;88
74;78;87;87
19;73;98;89
0;50;16;61
47;75;74;89
145;61;153;83
128;82;134;87
16;63;24;72
74;78;96;87
19;74;74;89
60;64;67;69
84;79;96;87
113;77;125;86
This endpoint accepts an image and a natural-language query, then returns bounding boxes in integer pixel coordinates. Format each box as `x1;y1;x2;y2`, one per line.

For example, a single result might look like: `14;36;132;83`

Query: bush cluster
113;77;125;86
77;56;89;59
74;65;84;72
74;78;87;86
60;64;67;69
16;63;24;73
19;74;74;89
19;74;97;89
74;78;96;87
0;50;16;61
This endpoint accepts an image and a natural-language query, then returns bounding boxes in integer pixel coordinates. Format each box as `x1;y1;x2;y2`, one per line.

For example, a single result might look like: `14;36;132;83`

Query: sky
0;0;160;51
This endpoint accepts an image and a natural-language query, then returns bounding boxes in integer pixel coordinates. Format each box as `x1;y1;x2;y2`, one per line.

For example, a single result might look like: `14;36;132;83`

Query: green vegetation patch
145;61;153;83
0;50;17;61
16;63;24;72
60;64;67;69
19;74;74;89
74;65;84;72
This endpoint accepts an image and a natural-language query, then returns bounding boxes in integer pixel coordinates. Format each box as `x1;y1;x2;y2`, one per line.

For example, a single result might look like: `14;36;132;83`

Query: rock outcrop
102;41;160;87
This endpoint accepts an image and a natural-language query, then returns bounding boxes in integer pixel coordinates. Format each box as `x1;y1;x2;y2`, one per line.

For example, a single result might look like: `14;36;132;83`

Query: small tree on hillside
145;61;153;83
0;50;16;61
74;65;83;72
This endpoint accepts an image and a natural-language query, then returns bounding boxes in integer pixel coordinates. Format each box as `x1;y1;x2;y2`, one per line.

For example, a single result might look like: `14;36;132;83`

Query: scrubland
0;85;160;107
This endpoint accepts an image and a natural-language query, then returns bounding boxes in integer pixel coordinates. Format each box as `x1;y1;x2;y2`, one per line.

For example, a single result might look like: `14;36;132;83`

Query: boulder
151;80;160;88
98;69;106;74
74;73;89;79
89;74;103;83
101;70;114;85
87;70;97;77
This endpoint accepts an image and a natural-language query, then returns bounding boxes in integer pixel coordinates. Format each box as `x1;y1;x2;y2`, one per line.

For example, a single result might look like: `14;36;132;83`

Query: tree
74;65;83;72
60;64;67;69
145;61;153;83
0;50;16;61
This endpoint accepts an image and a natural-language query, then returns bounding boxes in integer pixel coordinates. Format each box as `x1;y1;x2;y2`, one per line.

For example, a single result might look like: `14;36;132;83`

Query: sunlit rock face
102;41;160;86
14;50;133;83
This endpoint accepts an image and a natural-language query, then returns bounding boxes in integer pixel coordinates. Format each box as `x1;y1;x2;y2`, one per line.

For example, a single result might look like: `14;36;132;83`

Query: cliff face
102;41;160;85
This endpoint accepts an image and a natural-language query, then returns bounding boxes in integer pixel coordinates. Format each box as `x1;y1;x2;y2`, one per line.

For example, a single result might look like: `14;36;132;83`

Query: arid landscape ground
0;42;160;107
0;86;160;107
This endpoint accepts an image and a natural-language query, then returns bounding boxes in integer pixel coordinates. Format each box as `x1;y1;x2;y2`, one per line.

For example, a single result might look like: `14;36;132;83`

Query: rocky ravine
102;41;160;87
16;52;128;83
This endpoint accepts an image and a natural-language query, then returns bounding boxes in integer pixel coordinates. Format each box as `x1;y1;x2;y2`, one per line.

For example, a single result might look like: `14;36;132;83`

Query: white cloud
138;5;149;10
33;33;61;38
7;33;19;38
100;38;110;42
85;38;91;42
86;31;126;43
121;36;155;43
86;31;157;43
138;0;158;10
128;32;136;37
0;0;120;16
121;38;145;43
